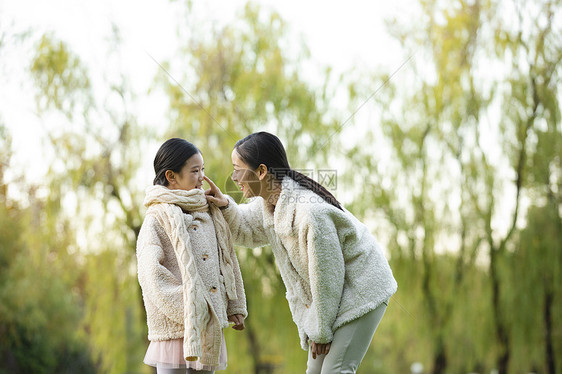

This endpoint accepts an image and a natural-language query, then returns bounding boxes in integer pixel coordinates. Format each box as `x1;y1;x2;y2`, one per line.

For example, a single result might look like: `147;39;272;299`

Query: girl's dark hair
153;138;200;186
234;132;343;210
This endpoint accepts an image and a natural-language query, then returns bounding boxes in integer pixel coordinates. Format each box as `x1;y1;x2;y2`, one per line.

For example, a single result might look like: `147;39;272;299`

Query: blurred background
0;0;560;373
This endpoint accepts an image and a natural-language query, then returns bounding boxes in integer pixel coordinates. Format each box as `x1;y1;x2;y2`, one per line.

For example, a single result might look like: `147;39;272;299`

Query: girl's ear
257;164;268;181
165;170;175;185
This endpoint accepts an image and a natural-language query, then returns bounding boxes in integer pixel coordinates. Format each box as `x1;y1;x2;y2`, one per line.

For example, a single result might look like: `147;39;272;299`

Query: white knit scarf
144;185;238;364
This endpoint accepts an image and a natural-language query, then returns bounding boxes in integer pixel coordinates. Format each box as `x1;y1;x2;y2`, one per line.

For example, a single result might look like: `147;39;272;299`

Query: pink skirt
143;333;227;371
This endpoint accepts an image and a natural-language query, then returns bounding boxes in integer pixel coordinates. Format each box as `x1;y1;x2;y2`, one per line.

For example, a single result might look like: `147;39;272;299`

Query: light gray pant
306;301;388;374
156;368;214;374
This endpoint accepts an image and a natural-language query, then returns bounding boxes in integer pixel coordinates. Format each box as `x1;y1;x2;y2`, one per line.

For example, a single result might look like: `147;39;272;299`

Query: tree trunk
432;338;447;374
544;289;555;374
245;321;262;374
490;248;510;374
421;244;448;374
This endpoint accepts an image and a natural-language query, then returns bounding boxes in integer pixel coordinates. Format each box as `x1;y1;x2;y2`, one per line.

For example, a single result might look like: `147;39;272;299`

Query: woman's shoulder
292;190;346;224
277;177;348;224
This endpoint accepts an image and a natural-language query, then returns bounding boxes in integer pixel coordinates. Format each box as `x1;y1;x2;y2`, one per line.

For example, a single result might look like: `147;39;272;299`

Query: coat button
202;254;209;261
211;286;217;293
305;304;309;309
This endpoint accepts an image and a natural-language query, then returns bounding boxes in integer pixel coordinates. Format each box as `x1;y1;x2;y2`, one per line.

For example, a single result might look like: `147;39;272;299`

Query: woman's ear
165;170;175;185
257;164;268;181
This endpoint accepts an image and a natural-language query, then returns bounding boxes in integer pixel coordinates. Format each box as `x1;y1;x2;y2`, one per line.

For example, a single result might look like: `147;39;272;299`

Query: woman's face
167;152;205;191
231;149;262;198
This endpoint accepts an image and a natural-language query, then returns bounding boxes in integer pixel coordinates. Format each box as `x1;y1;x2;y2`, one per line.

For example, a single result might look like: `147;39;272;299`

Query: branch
498;73;538;252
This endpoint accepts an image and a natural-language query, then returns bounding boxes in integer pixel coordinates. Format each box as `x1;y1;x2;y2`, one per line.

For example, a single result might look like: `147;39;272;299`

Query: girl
205;132;397;374
136;138;247;374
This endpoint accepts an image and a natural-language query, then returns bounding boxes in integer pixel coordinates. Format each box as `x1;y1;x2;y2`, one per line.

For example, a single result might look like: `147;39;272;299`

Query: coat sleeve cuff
227;307;248;318
220;195;236;216
183;345;202;361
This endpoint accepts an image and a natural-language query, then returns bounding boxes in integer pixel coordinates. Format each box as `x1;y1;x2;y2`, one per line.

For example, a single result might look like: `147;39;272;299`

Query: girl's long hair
234;132;343;210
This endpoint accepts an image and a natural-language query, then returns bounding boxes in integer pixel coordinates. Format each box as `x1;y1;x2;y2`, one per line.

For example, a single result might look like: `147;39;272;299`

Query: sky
0;0;414;188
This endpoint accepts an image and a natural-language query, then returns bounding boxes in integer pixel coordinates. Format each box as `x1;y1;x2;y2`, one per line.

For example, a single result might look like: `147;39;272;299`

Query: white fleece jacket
221;176;397;350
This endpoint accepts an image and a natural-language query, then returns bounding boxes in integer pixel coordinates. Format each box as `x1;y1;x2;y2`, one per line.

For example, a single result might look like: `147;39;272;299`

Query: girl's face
231;149;262;198
166;152;205;191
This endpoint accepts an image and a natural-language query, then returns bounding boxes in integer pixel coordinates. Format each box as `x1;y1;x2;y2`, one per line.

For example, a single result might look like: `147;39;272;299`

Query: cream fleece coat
222;176;397;350
136;186;247;366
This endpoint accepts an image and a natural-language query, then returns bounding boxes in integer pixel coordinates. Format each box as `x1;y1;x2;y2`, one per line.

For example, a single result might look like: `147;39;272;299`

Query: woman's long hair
234;132;343;210
153;138;200;186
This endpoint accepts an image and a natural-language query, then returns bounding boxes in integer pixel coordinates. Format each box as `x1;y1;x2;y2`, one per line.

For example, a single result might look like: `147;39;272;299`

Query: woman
136;138;247;374
205;132;397;373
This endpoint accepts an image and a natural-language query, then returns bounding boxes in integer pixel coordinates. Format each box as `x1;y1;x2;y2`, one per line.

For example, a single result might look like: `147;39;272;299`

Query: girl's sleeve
220;196;269;248
300;207;346;345
136;216;184;325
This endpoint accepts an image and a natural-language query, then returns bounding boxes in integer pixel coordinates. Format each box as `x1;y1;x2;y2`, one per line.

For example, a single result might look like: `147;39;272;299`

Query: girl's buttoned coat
136;209;247;359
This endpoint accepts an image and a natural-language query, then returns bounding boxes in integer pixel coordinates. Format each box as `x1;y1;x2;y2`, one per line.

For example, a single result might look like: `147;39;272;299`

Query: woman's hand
204;176;229;208
228;314;245;330
310;342;331;359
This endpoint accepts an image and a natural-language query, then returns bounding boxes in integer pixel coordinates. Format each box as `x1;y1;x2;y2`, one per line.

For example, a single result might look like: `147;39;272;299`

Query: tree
0;24;97;373
488;1;561;372
340;0;561;372
342;0;494;371
158;3;344;372
0;121;95;373
29;31;148;373
499;2;562;372
25;3;345;372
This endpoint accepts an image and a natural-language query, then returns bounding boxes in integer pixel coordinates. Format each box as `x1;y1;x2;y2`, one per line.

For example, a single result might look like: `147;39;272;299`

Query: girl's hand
310;342;331;359
228;314;245;330
204;176;229;208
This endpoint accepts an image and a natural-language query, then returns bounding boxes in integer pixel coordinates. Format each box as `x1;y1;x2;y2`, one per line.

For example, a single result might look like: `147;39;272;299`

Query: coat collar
261;176;308;236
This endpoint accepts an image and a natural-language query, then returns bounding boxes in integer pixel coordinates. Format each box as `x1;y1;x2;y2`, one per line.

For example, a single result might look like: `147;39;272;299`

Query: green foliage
160;3;341;190
0;121;93;372
510;202;562;373
31;34;92;117
1;0;560;373
0;191;95;373
28;32;149;373
80;249;146;374
343;0;561;373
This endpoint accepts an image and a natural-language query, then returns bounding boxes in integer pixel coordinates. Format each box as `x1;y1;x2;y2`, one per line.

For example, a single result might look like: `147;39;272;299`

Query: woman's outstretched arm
204;176;269;248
